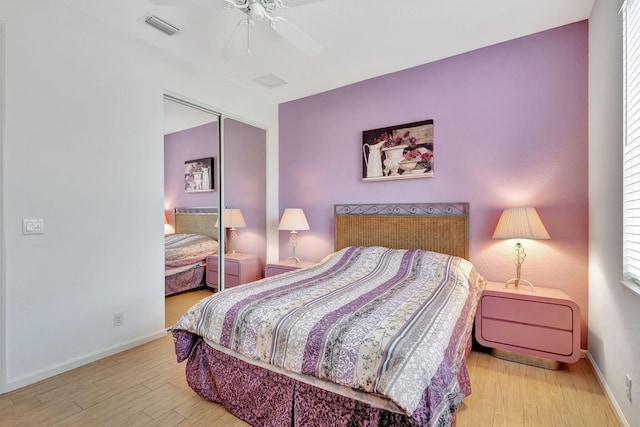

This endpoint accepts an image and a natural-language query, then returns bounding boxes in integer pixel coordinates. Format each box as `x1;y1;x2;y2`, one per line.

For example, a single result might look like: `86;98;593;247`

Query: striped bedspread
164;233;218;276
173;246;485;426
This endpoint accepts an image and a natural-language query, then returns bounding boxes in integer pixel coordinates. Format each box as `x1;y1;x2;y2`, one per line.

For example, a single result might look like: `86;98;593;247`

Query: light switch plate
22;218;44;235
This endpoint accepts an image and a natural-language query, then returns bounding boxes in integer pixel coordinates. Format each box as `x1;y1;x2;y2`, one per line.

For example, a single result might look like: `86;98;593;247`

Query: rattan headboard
174;207;219;240
334;203;469;259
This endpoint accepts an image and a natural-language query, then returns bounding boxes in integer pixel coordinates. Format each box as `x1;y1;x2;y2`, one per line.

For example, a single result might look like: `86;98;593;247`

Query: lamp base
285;256;301;264
504;278;536;292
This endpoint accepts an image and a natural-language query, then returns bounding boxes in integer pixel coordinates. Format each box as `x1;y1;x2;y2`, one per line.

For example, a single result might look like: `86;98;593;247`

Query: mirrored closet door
216;117;267;292
163;96;266;302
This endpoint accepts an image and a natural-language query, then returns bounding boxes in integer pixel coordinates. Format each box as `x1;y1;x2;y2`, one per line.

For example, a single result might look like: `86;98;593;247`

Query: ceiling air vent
144;14;180;36
253;73;288;88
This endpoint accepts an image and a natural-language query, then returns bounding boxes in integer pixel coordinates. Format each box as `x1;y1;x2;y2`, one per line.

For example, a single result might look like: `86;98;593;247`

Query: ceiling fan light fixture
144;14;180;36
248;2;267;20
254;73;288;88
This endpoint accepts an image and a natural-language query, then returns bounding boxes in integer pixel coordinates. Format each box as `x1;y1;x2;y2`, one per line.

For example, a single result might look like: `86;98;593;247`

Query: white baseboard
586;350;630;427
4;329;167;393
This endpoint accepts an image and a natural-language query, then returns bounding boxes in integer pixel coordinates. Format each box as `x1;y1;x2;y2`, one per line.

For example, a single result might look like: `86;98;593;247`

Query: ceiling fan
149;0;324;58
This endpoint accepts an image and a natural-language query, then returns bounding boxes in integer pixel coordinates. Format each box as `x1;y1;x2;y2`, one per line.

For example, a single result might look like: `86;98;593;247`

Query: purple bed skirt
176;331;452;427
165;265;205;296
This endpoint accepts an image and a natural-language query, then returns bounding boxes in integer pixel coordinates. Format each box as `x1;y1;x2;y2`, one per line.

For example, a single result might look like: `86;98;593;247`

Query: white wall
0;0;278;392
589;0;640;425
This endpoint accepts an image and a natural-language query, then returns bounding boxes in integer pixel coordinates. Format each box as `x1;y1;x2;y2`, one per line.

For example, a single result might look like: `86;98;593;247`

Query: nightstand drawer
480;318;574;356
206;259;244;277
265;265;295;277
482;295;573;330
265;260;316;278
225;275;240;287
225;261;240;276
206;258;219;287
205;254;262;289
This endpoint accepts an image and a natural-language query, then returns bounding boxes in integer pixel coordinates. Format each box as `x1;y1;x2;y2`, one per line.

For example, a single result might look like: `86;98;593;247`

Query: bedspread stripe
376;255;455;392
298;249;415;376
215;246;360;347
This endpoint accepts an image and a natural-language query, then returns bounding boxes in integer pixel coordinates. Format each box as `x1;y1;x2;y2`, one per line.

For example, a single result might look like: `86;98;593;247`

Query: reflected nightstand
206;253;262;290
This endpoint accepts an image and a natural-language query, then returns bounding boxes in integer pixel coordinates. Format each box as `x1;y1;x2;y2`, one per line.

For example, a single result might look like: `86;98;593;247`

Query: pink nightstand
475;281;581;368
265;259;316;278
206;253;262;290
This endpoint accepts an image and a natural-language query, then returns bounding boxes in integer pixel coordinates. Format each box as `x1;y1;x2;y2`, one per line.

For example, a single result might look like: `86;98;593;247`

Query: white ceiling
57;0;594;105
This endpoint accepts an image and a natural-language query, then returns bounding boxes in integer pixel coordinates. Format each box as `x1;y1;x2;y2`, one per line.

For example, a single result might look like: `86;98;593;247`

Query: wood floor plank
142;362;184;391
36;381;101;405
173;394;223;420
0;290;623;427
0;395;15;410
4;399;82;427
0;395;45;425
92;360;177;391
118;411;154;426
493;413;525;427
141;382;197;420
457;352;496;426
144;409;186;426
49;384;153;427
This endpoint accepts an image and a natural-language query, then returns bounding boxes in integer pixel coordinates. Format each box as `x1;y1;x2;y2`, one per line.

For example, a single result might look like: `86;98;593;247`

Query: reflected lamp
223;208;246;254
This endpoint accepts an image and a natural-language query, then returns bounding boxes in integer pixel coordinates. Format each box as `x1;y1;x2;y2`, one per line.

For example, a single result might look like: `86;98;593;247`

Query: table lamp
223;208;246;254
492;207;550;291
278;208;310;264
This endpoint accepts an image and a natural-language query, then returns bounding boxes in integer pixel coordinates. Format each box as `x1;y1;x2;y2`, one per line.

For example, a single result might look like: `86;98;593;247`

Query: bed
171;202;485;426
165;207;219;296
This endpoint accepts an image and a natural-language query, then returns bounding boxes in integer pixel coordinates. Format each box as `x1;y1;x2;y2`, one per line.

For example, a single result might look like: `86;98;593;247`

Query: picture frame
184;157;214;192
362;119;434;182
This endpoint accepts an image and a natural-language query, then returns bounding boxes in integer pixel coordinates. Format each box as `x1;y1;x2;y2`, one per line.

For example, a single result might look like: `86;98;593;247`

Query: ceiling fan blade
223;19;253;58
271;18;321;57
148;0;212;6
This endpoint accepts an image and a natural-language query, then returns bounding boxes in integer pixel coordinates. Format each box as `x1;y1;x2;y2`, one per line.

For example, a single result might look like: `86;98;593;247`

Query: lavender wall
164;122;219;228
223;118;267;265
279;22;589;346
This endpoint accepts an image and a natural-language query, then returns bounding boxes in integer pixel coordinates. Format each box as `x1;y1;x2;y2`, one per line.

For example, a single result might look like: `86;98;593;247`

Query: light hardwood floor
165;288;214;329
0;290;622;427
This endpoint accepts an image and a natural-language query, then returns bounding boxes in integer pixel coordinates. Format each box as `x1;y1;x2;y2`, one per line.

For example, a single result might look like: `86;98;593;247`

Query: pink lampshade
224;208;246;229
492;207;550;240
278;208;310;231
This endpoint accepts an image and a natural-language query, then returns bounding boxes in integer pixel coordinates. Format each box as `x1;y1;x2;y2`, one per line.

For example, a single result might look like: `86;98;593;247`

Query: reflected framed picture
184;157;214;193
362;120;434;182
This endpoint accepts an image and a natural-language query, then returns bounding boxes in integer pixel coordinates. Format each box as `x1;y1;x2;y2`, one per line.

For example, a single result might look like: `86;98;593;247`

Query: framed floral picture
362;120;434;182
184;157;214;192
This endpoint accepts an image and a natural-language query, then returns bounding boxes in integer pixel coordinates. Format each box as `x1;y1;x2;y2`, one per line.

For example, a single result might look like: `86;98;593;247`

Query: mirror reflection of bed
164;207;218;328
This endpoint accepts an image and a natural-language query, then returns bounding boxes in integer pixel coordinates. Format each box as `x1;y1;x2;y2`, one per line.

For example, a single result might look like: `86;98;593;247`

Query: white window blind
623;0;640;290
